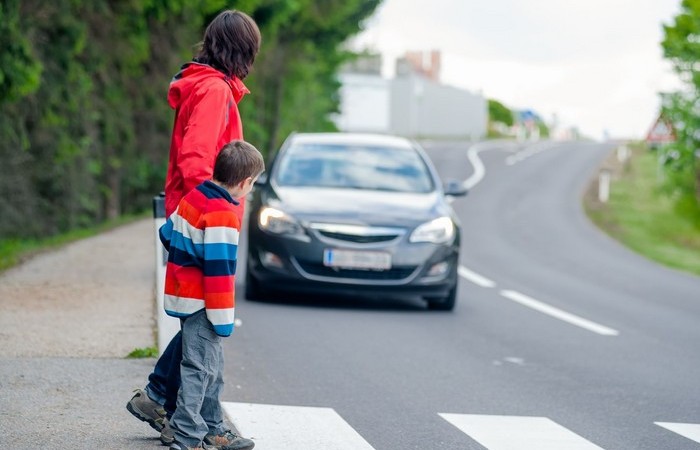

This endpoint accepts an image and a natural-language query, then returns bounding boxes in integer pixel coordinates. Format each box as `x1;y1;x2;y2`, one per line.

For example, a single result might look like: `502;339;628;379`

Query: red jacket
164;62;249;217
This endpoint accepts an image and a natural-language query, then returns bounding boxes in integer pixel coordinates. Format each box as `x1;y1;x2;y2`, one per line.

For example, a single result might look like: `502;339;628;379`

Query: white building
334;52;487;139
334;73;391;133
389;73;486;139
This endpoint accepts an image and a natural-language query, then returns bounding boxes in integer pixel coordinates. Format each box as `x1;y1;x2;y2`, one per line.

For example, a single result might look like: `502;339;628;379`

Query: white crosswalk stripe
221;402;376;450
439;414;605;449
221;402;700;450
655;422;700;444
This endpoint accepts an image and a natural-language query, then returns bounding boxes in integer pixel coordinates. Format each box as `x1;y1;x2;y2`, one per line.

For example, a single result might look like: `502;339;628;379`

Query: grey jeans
169;309;227;446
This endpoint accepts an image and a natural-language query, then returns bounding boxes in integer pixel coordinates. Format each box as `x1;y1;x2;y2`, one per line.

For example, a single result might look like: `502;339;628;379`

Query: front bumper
246;231;459;299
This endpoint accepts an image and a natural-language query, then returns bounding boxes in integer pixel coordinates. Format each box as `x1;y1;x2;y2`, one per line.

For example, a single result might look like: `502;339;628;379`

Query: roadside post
153;193;180;355
617;145;630;163
598;169;611;203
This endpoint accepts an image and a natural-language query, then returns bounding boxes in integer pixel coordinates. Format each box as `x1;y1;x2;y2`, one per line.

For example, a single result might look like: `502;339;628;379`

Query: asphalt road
222;139;700;450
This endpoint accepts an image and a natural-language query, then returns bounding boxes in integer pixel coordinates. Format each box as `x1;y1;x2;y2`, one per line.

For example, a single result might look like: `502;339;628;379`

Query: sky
349;0;684;140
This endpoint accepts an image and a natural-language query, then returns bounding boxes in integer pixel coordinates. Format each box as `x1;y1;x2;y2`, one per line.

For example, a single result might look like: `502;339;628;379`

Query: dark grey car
245;132;466;310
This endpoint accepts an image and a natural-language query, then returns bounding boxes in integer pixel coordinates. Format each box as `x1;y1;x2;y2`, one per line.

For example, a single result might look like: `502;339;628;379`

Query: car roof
289;132;415;149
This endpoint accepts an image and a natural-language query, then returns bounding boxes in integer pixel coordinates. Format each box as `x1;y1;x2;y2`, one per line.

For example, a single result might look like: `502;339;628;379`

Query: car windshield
274;143;435;193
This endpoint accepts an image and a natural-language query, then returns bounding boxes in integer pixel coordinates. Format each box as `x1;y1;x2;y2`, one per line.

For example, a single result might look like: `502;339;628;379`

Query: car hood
265;186;449;226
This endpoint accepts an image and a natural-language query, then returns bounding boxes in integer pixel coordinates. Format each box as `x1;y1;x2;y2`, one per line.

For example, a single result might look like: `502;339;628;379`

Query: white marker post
598;169;611;203
617;145;630;163
153;193;180;355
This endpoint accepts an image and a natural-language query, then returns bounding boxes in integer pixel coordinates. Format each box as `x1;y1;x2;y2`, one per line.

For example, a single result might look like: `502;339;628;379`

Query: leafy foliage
0;0;42;103
487;99;514;127
0;0;379;240
660;0;700;205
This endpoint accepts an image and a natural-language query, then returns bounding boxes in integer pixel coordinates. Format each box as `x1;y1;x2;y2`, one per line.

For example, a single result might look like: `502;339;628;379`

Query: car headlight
409;217;454;244
258;207;303;235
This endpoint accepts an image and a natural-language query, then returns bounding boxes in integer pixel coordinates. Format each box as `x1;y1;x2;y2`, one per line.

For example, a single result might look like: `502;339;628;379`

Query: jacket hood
167;62;250;109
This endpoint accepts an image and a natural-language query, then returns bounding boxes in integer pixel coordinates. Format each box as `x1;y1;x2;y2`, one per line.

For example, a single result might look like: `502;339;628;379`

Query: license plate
323;249;392;270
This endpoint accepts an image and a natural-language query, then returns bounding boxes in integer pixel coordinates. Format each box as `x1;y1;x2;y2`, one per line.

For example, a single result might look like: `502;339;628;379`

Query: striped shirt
159;180;240;336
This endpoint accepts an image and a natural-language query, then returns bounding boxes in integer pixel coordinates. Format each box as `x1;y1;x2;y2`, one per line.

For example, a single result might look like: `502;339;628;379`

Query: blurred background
0;0;697;271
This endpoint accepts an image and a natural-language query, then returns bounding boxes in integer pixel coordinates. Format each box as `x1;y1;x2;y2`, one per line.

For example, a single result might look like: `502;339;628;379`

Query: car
244;132;467;310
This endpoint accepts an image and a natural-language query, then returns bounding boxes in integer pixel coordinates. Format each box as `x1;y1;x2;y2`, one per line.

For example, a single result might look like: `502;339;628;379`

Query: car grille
296;261;417;281
316;230;397;243
309;223;405;244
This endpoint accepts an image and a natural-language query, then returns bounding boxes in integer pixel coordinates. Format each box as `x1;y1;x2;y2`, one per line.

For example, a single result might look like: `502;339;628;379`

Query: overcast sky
350;0;684;139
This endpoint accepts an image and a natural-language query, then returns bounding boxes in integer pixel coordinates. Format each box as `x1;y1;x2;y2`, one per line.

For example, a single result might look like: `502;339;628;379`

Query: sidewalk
0;219;167;448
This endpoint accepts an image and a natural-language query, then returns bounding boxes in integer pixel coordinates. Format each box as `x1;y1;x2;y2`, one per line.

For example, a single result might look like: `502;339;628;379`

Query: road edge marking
500;289;620;336
458;265;496;288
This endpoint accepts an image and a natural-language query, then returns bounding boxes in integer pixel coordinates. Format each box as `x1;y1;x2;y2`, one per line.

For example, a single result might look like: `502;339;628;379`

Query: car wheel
244;266;264;301
426;284;457;311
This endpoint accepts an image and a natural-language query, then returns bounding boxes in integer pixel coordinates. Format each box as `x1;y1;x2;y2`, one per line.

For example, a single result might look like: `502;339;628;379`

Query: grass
585;144;700;277
126;346;159;358
0;212;149;272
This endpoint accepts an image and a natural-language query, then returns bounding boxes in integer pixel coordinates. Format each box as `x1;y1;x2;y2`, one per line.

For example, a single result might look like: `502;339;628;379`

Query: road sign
646;115;676;144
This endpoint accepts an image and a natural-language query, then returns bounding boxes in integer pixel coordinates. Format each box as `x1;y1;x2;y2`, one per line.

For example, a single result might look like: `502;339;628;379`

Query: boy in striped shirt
159;140;264;450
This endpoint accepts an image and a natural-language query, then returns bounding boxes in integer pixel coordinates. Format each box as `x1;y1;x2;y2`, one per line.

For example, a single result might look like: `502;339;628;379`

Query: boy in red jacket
161;140;264;450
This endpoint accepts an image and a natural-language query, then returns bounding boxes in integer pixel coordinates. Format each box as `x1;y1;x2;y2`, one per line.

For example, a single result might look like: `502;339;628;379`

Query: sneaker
161;418;175;445
126;389;167;432
204;430;255;450
169;442;212;450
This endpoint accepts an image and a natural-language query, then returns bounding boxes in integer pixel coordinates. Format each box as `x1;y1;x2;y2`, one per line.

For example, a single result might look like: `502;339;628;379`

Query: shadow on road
241;287;433;313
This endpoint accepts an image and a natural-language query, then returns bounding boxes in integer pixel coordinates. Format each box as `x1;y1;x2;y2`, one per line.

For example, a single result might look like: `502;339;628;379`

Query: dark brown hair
213;140;265;187
195;10;261;79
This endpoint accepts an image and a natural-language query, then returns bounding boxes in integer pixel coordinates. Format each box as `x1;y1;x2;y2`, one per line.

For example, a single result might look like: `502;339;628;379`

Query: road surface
222;139;700;450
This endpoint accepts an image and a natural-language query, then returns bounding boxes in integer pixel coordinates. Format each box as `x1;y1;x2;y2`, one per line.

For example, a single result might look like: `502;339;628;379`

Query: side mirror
443;179;468;197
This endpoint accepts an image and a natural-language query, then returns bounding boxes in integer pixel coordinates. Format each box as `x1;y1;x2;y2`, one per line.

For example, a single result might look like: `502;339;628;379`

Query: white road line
462;140;524;189
505;142;556;165
439;414;606;450
463;144;490;190
655;422;700;444
458;265;496;288
222;402;376;450
500;290;620;336
459;142;619;337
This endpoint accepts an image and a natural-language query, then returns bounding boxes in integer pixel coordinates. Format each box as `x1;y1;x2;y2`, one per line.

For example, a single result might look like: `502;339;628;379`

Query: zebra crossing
656;422;700;445
222;402;700;449
222;403;375;449
439;414;604;450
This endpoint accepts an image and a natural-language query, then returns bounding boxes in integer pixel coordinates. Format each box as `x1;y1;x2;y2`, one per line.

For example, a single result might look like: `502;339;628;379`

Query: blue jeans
145;331;182;417
169;310;226;446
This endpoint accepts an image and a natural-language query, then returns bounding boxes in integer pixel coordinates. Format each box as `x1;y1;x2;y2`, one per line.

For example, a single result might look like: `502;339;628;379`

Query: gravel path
0;218;161;448
0;218;155;357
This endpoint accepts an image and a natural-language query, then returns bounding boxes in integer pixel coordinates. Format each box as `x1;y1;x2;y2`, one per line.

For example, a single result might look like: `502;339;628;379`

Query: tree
661;0;700;205
486;99;514;138
488;99;514;127
0;0;44;237
0;0;382;240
